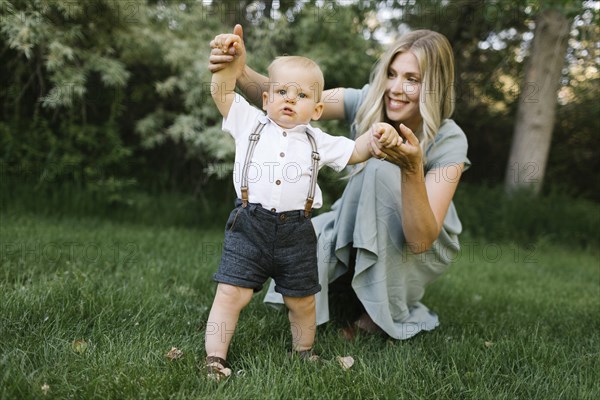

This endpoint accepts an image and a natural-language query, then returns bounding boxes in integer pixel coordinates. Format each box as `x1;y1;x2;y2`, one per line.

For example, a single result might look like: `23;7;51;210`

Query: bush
454;184;599;248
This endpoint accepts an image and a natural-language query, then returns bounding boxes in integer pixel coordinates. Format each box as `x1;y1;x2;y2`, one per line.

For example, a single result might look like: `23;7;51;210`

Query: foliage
454;183;599;248
2;180;598;251
0;0;598;200
0;0;137;194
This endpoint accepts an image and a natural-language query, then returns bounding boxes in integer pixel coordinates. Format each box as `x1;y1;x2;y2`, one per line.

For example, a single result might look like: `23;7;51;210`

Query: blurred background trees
1;0;598;203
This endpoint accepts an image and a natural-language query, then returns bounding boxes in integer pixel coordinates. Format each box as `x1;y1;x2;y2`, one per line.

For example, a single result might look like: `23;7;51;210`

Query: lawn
0;210;598;399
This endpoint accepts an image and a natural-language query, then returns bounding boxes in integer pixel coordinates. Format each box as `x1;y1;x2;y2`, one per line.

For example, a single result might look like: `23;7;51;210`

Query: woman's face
384;51;422;131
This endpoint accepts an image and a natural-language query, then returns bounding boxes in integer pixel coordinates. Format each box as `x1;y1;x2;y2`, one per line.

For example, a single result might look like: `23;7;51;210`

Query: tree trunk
504;9;570;195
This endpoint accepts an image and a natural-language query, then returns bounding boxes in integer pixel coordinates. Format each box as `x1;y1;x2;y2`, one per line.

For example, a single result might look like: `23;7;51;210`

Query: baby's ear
311;102;324;121
262;92;269;111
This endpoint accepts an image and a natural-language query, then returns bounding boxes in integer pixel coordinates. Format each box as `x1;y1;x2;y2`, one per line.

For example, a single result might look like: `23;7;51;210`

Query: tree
504;8;570;194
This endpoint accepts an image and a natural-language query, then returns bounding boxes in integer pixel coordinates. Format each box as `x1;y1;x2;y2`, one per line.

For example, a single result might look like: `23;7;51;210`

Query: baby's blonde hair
267;56;324;102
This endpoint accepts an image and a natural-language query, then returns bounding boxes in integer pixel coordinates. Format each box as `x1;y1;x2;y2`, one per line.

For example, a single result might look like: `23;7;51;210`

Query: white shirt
222;94;355;212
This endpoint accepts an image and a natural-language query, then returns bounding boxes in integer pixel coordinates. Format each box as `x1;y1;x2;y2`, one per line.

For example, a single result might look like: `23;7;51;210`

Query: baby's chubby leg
205;283;254;360
283;295;317;352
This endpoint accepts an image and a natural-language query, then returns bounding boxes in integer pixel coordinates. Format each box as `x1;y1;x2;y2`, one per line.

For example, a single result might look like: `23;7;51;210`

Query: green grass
1;209;598;400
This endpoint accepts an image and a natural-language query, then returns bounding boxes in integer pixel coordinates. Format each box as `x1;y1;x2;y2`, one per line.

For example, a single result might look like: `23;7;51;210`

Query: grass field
1;208;598;400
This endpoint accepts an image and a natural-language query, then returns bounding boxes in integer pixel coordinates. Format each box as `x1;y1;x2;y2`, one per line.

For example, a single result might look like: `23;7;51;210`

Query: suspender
304;132;320;217
240;122;266;207
240;121;320;218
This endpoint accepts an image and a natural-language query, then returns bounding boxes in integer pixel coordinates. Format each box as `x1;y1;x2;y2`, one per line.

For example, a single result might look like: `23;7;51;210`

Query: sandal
205;356;232;381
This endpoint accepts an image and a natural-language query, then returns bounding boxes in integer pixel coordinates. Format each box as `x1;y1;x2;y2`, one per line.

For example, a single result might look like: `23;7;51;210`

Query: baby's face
262;66;323;129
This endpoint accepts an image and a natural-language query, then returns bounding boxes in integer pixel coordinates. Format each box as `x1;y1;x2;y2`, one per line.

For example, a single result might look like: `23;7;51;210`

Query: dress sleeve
424;119;471;173
342;84;370;138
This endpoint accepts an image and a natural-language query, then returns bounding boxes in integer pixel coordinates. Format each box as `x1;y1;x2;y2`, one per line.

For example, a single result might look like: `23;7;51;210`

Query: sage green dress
264;85;471;339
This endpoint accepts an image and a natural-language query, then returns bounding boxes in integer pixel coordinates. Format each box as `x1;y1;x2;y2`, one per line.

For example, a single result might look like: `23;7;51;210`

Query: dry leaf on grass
484;341;494;348
72;339;88;354
165;347;184;360
336;356;355;370
41;383;50;395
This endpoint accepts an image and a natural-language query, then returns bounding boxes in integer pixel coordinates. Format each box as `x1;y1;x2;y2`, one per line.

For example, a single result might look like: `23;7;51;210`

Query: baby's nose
285;87;299;102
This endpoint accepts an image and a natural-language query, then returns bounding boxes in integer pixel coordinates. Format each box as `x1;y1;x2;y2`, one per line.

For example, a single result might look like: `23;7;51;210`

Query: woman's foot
355;313;384;334
340;313;384;340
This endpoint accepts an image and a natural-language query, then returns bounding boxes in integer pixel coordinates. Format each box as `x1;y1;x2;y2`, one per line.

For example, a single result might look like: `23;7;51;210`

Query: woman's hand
369;123;423;175
208;24;246;77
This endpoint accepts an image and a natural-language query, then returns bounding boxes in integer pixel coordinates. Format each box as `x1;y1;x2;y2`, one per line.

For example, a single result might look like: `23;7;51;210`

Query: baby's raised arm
210;33;243;118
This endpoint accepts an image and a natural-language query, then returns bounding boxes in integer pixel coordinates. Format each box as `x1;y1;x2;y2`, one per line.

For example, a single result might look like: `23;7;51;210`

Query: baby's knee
284;295;316;313
215;283;253;307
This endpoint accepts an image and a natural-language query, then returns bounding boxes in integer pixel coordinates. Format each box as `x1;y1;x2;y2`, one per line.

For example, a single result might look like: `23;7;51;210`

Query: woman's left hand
370;124;423;174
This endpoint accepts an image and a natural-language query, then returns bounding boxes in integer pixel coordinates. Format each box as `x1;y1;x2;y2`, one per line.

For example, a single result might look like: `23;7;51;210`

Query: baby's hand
210;33;242;56
373;123;401;148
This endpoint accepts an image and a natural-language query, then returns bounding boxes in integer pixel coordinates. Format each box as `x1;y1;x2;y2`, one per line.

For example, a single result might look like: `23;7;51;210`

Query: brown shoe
205;356;232;382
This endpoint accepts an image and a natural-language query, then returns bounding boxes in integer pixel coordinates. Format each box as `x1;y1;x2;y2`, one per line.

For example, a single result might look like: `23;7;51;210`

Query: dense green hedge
2;181;597;250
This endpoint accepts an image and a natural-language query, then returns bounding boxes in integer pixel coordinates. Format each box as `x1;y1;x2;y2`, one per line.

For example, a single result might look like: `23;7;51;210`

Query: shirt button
280;152;285;158
275;180;281;185
283;132;287;137
279;214;286;221
271;208;276;212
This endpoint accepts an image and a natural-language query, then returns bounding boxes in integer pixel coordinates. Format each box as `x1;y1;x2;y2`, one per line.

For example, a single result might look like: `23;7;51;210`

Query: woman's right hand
370;124;423;175
208;24;246;77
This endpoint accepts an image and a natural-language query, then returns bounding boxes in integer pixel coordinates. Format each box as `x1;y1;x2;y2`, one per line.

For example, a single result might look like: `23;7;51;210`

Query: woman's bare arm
369;124;464;253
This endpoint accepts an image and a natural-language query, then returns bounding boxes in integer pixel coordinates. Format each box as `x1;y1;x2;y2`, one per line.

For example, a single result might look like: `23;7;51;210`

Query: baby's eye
298;93;307;99
278;89;287;96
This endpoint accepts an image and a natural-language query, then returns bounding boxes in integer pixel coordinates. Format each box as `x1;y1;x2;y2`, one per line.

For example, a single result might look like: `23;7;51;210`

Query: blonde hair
267;56;325;102
354;30;455;160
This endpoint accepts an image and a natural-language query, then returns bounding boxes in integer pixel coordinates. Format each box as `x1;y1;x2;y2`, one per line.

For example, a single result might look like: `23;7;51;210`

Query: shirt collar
263;115;313;134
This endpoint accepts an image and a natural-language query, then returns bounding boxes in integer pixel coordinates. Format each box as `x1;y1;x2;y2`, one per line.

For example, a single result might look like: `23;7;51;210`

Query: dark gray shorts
214;200;320;298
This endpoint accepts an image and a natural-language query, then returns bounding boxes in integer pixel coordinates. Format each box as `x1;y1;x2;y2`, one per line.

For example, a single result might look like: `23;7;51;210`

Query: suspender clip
304;198;314;218
241;187;249;207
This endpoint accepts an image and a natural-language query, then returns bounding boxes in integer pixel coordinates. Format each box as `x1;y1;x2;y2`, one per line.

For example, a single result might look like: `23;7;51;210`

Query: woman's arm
236;65;268;108
402;163;464;254
370;124;464;253
319;88;346;121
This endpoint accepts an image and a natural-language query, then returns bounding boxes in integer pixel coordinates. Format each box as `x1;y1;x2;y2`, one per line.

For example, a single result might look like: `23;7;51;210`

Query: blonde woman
209;25;470;340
